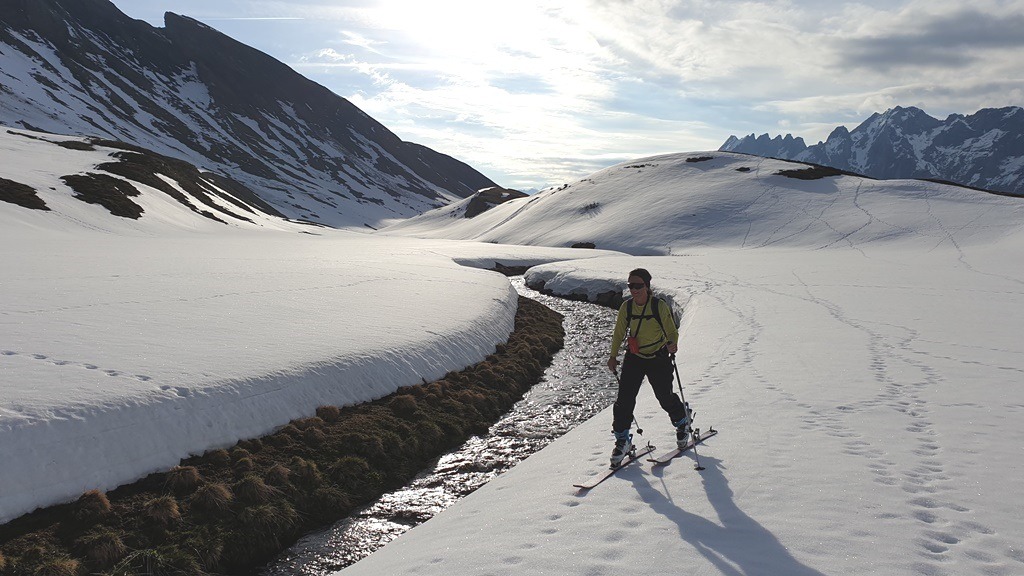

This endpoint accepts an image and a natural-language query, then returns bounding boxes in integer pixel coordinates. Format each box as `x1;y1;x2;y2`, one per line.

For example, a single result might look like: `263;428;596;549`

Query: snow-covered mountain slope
722;106;1024;196
0;126;314;233
381;151;1024;254
0;0;495;229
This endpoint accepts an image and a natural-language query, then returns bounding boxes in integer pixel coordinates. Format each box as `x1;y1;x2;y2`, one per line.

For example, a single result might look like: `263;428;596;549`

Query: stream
259;278;619;575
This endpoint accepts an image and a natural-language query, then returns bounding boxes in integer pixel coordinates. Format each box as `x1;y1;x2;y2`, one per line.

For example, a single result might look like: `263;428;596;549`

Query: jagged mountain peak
865;106;941;135
720;106;1024;196
826;125;850;141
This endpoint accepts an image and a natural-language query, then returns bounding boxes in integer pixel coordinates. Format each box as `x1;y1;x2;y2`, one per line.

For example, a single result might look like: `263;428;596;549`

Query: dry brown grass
75;529;127;568
264;464;291;487
165;466;202;495
233;476;279;505
71;490;111;524
32;557;80;576
143;496;181;527
0;295;564;576
316;405;341;422
190;482;233;513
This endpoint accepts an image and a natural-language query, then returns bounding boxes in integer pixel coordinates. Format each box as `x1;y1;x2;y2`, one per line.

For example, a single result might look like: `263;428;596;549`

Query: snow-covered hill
0;0;496;228
721;106;1024;197
383;151;1023;254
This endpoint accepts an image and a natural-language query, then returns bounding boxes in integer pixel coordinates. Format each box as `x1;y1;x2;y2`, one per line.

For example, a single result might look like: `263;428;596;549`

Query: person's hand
607;357;619;373
667;343;678;355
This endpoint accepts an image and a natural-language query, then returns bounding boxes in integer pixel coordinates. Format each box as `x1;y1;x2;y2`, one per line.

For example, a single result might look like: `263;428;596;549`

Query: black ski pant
612;352;687;433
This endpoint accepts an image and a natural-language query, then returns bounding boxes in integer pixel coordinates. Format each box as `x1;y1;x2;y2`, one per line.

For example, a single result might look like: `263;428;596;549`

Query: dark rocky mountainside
721;106;1024;196
0;0;497;228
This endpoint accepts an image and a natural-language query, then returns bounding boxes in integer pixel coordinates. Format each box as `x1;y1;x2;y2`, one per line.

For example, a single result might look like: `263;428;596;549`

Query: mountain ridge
721;106;1024;196
0;0;496;228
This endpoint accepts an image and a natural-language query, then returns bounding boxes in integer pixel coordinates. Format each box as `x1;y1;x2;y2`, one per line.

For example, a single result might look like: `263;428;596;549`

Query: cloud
107;0;1024;190
836;9;1024;71
202;17;304;21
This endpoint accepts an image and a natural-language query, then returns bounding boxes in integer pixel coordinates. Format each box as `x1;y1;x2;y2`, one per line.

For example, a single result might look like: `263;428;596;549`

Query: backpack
625;296;669;343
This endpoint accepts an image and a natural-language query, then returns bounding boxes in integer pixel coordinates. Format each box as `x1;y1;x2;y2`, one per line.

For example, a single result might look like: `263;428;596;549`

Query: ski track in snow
685;262;1017;574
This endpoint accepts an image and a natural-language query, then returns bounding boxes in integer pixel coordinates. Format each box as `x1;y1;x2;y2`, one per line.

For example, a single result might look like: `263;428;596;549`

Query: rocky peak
719;106;1024;196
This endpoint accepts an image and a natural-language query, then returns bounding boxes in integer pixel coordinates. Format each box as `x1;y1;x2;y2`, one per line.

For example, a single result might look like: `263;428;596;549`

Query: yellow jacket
610;297;678;359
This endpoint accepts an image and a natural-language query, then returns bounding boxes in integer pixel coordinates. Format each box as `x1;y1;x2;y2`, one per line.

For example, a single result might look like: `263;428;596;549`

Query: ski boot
674;403;694;449
610;430;634;468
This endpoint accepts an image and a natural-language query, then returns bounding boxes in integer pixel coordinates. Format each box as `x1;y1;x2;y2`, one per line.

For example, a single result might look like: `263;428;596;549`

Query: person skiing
606;268;690;467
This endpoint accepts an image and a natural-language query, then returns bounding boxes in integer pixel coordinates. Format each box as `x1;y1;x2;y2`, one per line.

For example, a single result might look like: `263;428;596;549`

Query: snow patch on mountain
722;106;1024;197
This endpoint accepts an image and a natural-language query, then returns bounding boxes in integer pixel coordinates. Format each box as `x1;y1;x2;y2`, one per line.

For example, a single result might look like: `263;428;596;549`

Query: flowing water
259;278;619;575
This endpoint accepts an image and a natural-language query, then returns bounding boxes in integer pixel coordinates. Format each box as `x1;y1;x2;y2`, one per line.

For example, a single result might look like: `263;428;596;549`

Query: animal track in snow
2;349;154;382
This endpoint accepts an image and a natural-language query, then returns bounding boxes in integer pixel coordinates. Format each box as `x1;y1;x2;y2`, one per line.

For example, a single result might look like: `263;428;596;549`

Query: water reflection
259;278;618;575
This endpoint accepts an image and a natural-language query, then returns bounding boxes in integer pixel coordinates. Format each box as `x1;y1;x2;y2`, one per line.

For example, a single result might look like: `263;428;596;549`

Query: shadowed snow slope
349;152;1024;575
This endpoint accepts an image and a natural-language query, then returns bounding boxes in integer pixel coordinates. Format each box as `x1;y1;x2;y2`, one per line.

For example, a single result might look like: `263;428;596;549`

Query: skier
606;268;690;467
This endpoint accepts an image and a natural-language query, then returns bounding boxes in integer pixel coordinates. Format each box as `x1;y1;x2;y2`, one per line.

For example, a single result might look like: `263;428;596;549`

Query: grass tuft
232;457;256;477
75;528;128;568
201;449;230;468
190;483;233;513
233;475;279;505
302;426;326;446
389;395;419;419
236;503;297;538
292;417;324;430
143;496;181;526
288;457;322;490
165;466;202;495
315;405;341;422
72;490;111;523
108;547;204;576
305;481;350;512
264;464;291;487
328;456;371;488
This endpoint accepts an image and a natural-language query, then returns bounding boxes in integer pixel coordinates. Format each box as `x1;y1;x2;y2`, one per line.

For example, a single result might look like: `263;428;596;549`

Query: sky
107;0;1024;191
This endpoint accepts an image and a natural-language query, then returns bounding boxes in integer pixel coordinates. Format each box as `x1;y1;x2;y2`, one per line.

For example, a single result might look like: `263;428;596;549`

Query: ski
647;427;718;465
573;444;655;490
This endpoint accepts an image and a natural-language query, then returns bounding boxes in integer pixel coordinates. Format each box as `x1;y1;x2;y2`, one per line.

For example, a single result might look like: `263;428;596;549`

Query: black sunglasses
627;282;646;290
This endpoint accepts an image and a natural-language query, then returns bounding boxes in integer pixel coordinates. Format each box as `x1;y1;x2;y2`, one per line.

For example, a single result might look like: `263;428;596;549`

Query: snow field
342;240;1024;575
4;138;1024;575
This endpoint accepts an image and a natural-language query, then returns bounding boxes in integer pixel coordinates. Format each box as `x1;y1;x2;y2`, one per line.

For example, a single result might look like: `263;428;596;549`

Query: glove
607;357;619;373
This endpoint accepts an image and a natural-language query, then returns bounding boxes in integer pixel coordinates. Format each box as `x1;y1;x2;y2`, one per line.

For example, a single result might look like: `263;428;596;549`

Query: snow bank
0;222;617;523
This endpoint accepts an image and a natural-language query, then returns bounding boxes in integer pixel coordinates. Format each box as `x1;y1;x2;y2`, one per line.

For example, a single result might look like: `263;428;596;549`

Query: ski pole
612;369;644;436
671;354;704;471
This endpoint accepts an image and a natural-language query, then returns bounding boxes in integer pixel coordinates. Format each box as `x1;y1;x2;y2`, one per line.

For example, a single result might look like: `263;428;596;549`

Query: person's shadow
630;455;827;576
